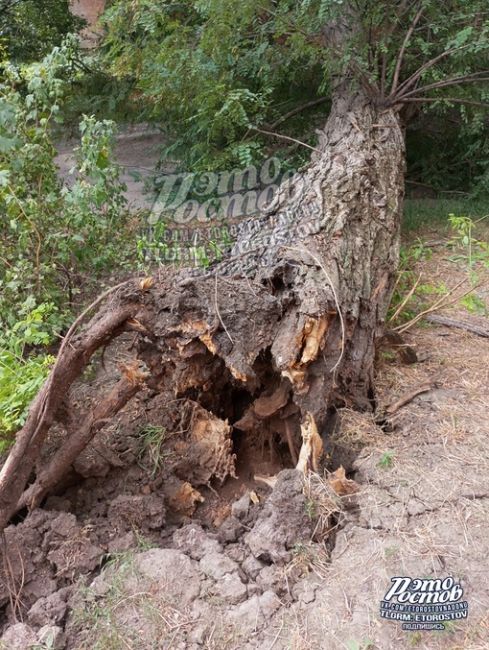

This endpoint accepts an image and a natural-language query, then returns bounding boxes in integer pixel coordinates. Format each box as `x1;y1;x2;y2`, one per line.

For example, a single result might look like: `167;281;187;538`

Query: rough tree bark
0;80;405;530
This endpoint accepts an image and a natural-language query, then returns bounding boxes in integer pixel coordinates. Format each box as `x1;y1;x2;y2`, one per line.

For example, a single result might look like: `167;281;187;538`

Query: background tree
0;0;82;62
100;0;489;183
96;0;489;411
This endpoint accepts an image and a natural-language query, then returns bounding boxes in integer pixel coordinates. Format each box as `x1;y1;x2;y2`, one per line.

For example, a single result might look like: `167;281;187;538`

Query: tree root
0;283;144;530
18;365;148;511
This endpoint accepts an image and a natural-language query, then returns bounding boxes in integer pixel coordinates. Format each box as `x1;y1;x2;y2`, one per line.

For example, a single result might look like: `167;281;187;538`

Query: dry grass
333;409;384;450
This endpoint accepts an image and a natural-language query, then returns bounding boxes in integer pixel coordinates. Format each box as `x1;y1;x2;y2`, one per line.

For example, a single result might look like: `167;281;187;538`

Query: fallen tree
1;0;488;530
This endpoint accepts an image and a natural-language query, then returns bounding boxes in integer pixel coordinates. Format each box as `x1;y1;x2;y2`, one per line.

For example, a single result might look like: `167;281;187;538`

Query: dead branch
249;126;321;153
385;381;435;415
425;314;489;338
388;273;422;323
393;279;480;334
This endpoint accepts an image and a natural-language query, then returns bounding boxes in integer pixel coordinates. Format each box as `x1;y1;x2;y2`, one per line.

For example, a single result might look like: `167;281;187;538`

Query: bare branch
393;44;474;98
249;126;321;153
268;97;329;130
397;71;489;99
390;3;425;95
398;96;489;109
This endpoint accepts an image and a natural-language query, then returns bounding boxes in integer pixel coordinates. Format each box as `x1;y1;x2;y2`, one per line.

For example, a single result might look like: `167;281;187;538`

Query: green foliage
406;113;489;197
448;214;489;270
98;0;489;188
0;37;131;332
0;38;137;444
0;0;83;62
447;214;489;311
0;303;59;447
137;220;234;271
403;198;489;231
388;239;435;324
346;640;374;650
378;451;395;470
137;424;168;479
99;0;331;170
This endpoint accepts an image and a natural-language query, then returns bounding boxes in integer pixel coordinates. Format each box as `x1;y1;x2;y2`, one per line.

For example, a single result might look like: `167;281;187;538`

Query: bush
0;303;60;449
0;37;134;446
0;36;131;332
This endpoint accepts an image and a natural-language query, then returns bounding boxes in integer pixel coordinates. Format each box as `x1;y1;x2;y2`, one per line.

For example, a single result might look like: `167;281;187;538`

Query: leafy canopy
0;0;83;62
100;0;489;172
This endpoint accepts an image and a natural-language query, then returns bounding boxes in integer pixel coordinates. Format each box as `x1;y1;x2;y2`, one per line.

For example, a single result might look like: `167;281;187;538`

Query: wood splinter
295;412;324;474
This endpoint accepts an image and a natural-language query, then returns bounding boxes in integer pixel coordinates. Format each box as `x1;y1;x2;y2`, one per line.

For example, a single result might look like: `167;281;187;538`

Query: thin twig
268;97;328;130
393;44;474;99
214;273;233;344
385;381;436;415
249;126;321;153
398;97;489;109
398;71;489;100
393;279;481;334
388;273;422;323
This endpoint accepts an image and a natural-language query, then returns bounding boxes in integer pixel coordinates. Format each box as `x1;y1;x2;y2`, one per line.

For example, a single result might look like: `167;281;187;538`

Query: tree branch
249;126;321;153
392;44;474;99
398;96;489;109
390;3;424;95
398;70;489;99
268;97;329;130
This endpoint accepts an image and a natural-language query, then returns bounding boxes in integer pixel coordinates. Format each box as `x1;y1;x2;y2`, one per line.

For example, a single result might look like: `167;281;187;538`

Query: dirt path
55;125;167;210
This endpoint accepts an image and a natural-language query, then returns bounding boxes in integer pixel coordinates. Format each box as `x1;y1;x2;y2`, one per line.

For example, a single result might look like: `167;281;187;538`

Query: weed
378;451;395;470
0;303;61;448
388;241;442;325
448;214;489;280
408;632;423;646
304;498;317;520
289;541;330;580
137;424;167;479
460;293;487;315
384;545;399;559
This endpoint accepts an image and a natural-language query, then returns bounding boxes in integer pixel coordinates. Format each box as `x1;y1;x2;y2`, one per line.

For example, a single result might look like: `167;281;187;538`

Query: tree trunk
180;80;405;419
0;81;405;528
133;81;405;465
